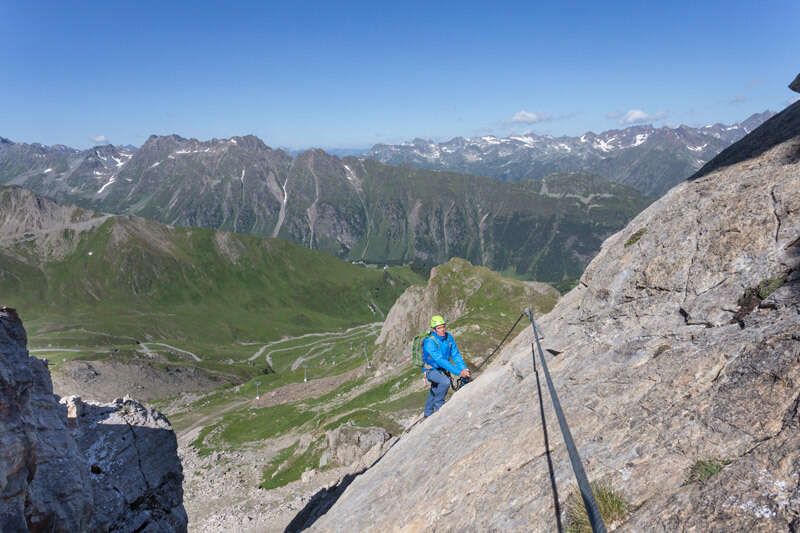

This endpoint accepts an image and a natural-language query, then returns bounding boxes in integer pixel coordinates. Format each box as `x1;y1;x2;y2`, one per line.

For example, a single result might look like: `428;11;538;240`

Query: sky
1;0;798;150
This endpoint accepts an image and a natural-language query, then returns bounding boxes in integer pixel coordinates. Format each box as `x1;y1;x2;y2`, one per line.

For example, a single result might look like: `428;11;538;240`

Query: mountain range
0;135;651;285
367;112;774;196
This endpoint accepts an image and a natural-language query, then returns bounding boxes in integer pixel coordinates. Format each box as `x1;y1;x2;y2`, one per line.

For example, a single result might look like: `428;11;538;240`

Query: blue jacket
422;332;466;375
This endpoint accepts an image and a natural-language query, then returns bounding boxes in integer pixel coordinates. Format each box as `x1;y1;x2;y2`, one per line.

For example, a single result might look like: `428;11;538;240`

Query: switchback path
246;322;381;362
142;342;202;362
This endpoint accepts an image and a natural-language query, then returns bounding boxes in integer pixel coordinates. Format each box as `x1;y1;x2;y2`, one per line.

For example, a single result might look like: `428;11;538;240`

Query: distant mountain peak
367;111;776;196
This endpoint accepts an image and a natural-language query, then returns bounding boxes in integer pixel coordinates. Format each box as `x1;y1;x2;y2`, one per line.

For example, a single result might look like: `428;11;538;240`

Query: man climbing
422;315;471;417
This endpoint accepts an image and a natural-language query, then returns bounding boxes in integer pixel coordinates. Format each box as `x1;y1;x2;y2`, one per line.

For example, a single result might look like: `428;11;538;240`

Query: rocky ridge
368;111;774;196
0;307;187;531
373;257;559;368
306;93;800;530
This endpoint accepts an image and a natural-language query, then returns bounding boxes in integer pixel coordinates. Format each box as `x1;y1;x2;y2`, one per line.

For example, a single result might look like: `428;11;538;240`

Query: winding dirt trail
247;322;381;362
142;342;202;362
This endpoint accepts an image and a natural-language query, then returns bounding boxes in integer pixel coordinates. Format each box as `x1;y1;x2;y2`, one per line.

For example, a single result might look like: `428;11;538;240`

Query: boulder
325;425;390;468
0;307;187;531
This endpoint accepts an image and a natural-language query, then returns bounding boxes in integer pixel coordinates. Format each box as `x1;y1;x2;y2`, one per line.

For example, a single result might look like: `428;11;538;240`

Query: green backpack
411;331;439;367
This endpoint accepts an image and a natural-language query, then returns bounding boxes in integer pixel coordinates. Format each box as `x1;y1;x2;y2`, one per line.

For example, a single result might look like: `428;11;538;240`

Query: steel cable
524;307;606;533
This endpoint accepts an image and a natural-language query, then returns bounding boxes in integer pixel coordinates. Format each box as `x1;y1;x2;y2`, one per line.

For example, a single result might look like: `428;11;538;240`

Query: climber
422;315;471;417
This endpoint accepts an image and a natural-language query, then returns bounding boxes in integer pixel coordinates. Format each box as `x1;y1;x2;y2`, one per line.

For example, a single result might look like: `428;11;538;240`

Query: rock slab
308;90;800;531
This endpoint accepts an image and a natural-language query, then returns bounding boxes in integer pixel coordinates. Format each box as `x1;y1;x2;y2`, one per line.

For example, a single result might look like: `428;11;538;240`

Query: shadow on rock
284;471;360;532
691;100;800;181
67;399;188;532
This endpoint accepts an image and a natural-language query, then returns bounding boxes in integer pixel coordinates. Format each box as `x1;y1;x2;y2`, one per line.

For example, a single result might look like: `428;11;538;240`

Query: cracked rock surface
0;307;187;532
308;99;800;530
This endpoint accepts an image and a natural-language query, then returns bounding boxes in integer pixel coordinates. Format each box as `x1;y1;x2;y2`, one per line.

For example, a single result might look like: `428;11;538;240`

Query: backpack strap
422;332;443;370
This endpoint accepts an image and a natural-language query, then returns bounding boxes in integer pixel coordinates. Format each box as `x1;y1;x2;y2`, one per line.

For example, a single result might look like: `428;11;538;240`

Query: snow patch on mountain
367;111;775;197
97;177;116;195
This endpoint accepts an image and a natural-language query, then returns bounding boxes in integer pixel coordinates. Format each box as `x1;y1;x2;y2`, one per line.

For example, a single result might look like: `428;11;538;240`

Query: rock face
0;307;187;531
324;426;391;469
307;101;800;529
790;73;800;94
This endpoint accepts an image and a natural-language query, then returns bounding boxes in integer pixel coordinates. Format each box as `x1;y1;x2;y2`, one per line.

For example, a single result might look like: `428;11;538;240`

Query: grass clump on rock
686;458;730;485
757;274;786;299
565;480;628;533
624;228;647;247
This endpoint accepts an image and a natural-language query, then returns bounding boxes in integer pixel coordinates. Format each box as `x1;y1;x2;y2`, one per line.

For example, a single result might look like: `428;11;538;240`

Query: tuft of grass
757;275;786;299
258;438;327;490
624;228;647;247
565;481;628;533
258;443;298;489
686;458;730;485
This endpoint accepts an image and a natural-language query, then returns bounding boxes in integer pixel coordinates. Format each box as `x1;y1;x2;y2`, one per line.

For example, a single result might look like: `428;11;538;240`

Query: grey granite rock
0;307;187;531
307;104;800;530
790;72;800;94
325;426;390;468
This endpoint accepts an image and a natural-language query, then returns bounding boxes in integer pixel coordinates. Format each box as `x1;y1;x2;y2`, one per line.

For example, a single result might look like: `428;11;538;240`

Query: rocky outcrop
790;73;800;94
308;96;800;530
373;257;558;368
322;426;390;469
0;307;187;531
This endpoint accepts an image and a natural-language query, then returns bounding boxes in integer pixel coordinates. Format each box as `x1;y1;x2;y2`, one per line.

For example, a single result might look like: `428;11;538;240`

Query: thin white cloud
619;109;667;125
511;110;551;124
91;135;109;144
605;111;621;119
729;95;747;105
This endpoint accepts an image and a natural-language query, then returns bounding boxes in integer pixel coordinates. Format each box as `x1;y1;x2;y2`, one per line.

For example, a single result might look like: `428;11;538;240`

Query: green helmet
429;315;446;329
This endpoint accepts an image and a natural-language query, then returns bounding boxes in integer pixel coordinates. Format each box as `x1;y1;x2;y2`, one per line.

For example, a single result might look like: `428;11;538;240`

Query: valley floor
41;320;426;532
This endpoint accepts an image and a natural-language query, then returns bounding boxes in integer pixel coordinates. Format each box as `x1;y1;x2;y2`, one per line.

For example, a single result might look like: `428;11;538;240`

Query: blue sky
2;0;798;149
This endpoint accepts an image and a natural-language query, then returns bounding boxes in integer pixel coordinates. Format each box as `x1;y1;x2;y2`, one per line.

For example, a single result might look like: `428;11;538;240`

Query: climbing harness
443;370;469;391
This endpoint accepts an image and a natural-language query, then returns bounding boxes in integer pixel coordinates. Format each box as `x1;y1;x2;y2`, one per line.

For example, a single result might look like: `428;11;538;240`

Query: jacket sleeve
448;335;467;372
423;336;461;375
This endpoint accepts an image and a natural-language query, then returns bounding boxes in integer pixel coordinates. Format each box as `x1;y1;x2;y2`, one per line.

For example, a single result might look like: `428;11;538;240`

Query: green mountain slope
0;186;419;356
